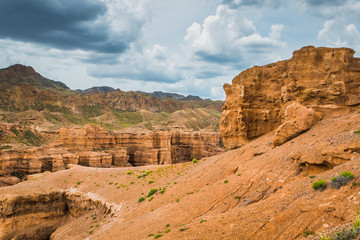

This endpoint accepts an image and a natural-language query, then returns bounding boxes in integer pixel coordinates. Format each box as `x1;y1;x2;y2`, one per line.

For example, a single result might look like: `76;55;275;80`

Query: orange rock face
220;46;360;149
58;125;224;166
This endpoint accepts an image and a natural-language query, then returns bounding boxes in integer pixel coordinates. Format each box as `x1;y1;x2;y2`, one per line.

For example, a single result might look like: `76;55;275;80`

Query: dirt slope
2;111;360;239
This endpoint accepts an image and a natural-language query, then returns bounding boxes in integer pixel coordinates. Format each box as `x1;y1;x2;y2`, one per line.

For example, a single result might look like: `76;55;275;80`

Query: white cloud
317;19;360;51
184;5;286;66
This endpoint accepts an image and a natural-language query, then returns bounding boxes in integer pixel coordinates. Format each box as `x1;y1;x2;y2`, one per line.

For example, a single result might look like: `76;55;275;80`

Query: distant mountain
0;64;223;113
0;64;69;93
150;91;202;101
76;86;116;94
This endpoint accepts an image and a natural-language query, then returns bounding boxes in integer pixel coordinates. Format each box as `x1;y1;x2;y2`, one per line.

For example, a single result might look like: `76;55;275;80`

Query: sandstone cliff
0;125;224;178
220;46;360;149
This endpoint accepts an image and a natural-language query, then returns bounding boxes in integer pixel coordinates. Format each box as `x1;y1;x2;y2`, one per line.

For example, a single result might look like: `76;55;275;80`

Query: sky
0;0;360;100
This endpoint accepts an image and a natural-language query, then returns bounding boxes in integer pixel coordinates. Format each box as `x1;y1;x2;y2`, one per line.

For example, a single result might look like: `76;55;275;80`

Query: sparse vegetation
200;220;207;223
192;158;198;163
154;234;163;239
179;227;188;232
138;197;145;203
354;129;360;134
224;180;229;184
0;145;12;150
126;171;133;175
312;179;327;190
309;175;316;178
147;188;158;197
331;171;355;189
303;229;314;237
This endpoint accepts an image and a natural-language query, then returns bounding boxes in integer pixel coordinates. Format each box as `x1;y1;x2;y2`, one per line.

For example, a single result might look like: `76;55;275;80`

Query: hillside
0;64;223;136
1;110;360;240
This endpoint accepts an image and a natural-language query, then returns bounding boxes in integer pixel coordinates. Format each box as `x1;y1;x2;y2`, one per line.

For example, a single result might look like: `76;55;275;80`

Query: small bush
164;229;171;233
179;227;188;232
354;130;360;134
148;180;154;184
138;197;145;202
200;220;207;223
340;171;355;179
154;234;163;239
159;188;166;194
147;188;158;197
303;229;315;237
224;180;229;184
312;179;326;190
309;175;316;178
331;171;355;189
126;171;133;175
192;158;198;163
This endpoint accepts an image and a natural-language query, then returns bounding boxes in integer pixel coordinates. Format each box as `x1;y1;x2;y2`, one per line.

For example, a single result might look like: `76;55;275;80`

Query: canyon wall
220;46;360;149
0;125;224;178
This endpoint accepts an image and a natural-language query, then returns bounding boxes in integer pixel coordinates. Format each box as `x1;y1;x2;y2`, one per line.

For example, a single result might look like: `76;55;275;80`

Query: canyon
0;124;224;184
1;46;360;240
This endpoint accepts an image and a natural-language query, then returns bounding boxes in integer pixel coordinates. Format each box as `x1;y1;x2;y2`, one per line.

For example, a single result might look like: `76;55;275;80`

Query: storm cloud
0;0;146;54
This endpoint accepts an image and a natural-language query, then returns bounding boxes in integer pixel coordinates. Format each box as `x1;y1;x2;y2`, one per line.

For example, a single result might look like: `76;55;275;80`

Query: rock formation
0;125;224;178
220;46;360;149
273;102;318;146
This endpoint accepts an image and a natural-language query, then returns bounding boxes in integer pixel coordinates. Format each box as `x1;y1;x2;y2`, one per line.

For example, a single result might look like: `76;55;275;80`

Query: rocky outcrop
220;46;360;149
273;103;318;146
58;125;224;166
0;190;114;240
0;125;224;178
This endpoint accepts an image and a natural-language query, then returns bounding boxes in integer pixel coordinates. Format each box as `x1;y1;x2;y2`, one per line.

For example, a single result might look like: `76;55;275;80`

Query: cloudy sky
0;0;359;99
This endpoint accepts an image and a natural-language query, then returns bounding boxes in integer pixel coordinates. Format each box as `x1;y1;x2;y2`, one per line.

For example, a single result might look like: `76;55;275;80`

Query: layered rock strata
220;46;360;149
0;125;224;177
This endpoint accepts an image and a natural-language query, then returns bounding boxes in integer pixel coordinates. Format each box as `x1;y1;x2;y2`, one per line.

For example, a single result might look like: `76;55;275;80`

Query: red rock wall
220;46;360;149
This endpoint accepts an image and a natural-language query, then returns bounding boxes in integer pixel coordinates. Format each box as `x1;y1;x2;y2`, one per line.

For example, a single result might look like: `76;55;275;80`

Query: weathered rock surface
0;125;224;178
273;102;318;146
220;46;360;149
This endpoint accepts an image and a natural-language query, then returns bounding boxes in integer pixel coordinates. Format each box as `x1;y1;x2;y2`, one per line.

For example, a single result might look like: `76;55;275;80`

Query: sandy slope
2;112;360;240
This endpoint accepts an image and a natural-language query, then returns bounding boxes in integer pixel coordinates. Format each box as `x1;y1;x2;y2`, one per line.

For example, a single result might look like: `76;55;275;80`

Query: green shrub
200;220;207;223
303;229;314;237
224;180;229;184
192;158;198;163
138;197;145;202
179;227;188;232
340;171;355;179
331;171;355;189
159;187;166;194
309;175;316;178
154;234;163;239
126;171;133;175
148;180;154;184
354;130;360;134
312;179;326;190
147;188;158;197
164;229;171;233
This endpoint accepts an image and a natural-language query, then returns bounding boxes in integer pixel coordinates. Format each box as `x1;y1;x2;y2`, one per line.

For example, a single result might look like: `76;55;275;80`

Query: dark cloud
0;0;143;54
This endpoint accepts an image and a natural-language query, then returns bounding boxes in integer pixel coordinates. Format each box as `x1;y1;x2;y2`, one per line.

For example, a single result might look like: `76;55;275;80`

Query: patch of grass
148;197;154;201
192;158;198;163
138;197;145;203
354;129;360;134
309;175;316;178
312;179;326;190
147;188;158;197
164;229;171;233
200;220;207;223
154;234;163;239
159;187;166;194
126;171;133;175
303;229;315;237
224;180;229;184
331;171;355;189
148;180;154;184
234;196;240;200
175;198;180;202
179;227;188;232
